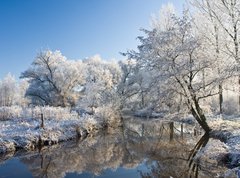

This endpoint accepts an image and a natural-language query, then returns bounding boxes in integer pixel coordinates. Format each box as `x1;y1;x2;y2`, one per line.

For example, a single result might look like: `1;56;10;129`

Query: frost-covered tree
190;3;225;114
115;60;140;110
116;60;160;111
79;55;121;113
21;50;85;107
190;0;240;111
16;79;30;107
125;12;231;131
151;2;176;30
0;73;17;106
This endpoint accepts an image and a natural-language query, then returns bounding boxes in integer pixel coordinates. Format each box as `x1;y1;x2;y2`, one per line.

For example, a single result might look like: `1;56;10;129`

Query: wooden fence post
40;113;44;128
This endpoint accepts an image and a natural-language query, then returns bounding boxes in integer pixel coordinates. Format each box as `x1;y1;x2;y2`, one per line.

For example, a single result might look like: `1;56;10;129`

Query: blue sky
0;0;182;79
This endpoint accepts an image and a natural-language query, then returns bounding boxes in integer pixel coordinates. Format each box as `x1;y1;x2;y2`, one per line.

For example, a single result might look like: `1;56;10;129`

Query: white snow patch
0;114;103;153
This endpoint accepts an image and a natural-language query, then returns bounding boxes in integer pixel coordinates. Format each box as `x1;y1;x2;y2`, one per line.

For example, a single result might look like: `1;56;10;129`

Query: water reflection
0;120;230;178
188;133;209;178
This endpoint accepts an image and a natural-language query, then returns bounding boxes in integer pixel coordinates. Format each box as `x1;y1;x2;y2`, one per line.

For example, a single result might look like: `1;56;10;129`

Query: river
0;119;235;178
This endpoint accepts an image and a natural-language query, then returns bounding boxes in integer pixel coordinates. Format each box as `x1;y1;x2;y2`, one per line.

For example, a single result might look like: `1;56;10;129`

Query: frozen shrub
95;105;122;128
82;115;102;132
0;106;79;121
0;106;22;120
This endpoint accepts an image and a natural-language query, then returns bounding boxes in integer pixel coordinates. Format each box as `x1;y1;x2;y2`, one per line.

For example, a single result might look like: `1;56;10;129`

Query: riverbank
177;114;240;177
207;116;240;176
0;116;105;154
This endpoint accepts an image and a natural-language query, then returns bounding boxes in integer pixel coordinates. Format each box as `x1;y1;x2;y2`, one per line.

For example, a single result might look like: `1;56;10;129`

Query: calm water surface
0;120;232;178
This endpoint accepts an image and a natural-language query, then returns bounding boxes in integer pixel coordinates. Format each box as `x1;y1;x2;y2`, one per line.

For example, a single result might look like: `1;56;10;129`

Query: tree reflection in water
3;120;229;178
187;133;209;178
140;131;211;178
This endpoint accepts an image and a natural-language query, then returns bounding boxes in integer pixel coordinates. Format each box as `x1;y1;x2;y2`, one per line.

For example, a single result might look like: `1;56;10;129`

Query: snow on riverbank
194;115;240;176
209;115;240;152
0;115;103;154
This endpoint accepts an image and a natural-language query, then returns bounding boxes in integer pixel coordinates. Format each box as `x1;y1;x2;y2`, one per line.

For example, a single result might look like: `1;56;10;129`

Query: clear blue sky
0;0;182;79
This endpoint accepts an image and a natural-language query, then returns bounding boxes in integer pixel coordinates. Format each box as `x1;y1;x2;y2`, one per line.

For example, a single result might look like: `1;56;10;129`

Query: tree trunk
219;83;223;114
181;124;183;139
169;122;174;142
190;98;211;132
191;107;210;132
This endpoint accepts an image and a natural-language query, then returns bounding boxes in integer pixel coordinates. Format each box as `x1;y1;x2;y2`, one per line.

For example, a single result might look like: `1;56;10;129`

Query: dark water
0;120;233;178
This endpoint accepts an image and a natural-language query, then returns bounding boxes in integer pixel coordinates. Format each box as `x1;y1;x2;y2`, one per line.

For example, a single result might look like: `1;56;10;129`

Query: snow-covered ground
209;115;240;152
0;115;103;154
195;115;240;177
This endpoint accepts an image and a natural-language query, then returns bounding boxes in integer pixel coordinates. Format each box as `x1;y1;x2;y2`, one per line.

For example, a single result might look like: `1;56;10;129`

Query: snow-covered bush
0;106;79;121
82;115;102;132
0;106;22;120
35;106;79;120
95;105;122;128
